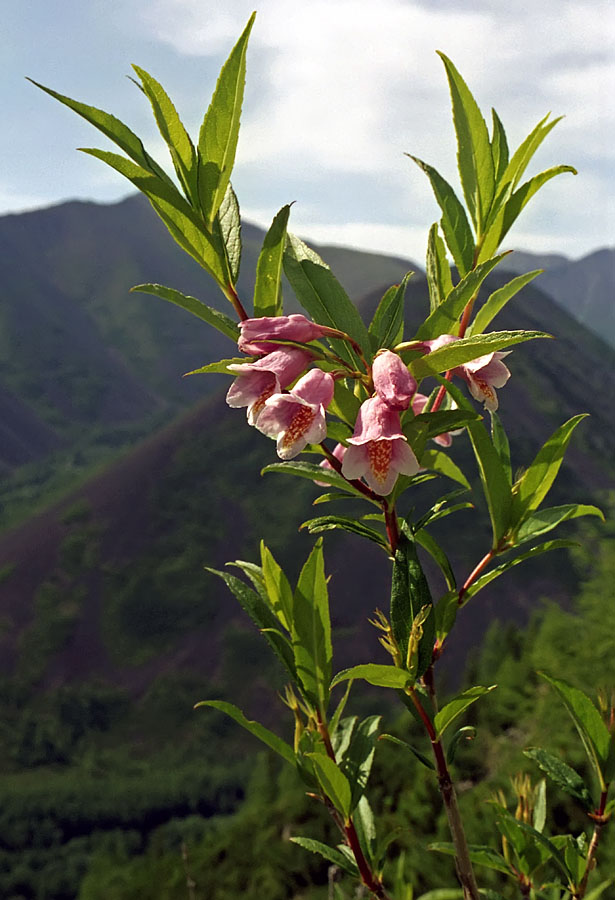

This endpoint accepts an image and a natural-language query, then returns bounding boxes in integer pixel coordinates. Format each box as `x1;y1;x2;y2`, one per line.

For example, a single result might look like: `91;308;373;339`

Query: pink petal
348;397;405;444
372;350;417;410
238;314;326;354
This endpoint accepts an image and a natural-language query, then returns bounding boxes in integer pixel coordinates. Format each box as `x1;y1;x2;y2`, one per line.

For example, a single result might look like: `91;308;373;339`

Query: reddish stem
575;790;609;899
226;282;249;321
383;501;400;555
458;548;495;605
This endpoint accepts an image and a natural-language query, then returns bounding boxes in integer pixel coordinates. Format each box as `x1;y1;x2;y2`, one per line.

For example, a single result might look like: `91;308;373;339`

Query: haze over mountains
0;192;613;699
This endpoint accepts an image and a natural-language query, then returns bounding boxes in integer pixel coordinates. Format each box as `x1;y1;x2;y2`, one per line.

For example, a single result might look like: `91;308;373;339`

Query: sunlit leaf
470;269;542;335
292;540;332;712
434;685;497;738
131;283;239;341
523;748;593;810
369;273;412;350
253;204;291;317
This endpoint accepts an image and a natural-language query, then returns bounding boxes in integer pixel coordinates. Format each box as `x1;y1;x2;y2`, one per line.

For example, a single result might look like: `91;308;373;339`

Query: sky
2;0;614;265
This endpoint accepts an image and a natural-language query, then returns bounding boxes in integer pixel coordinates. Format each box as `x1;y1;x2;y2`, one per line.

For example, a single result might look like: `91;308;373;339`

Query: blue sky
2;0;613;263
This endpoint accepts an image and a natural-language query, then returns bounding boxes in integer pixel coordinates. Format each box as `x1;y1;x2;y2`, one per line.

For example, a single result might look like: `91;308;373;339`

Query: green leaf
434;685;496;738
331;664;413;691
471;270;542;335
260;542;293;632
131;283;239;341
429;842;511;876
339;715;381;811
514;503;603;545
415;891;466;900
28;78;175;188
460;540;576;604
406;156;474;276
391;530;435;678
490;108;509;183
379;733;435;770
497;165;577;248
306;752;352;821
415;253;508;340
426;223;454;311
523;748;593;810
283;233;371;366
540;673;611;791
205;567;296;680
353;796;378;866
131;65;198;204
292;540;332;712
217;183;242;285
466;417;512;546
410;329;549;379
197;12;255;226
437;52;495;233
253;204;292;317
194;700;294;765
496;811;573;883
184;357;248;376
289;836;358;876
490;411;512;486
420;449;471;491
584;881;614;900
433;590;458;641
533;778;547;833
261;460;366;499
414;528;457;591
368;273;412;350
446;726;476;764
513;415;588;518
80;148;227;285
300;516;390;551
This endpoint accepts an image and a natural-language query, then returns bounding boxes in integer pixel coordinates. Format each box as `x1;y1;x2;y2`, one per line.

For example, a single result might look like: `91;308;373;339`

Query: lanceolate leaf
260;542;293;631
420;449;471;491
284;233;372;366
253;204;292;317
205;567;296;679
523;748;593;810
307;752;352;821
470;270;542;335
185;357;249;376
131;65;198;204
514;503;603;545
540;673;611;790
497;165;577;248
466;418;512;546
460;540;576;604
289;837;359;876
415;253;508;340
490;412;512;485
292;540;332;712
80;148;227;284
194;700;294;765
429;842;511;877
261;460;367;499
217;183;242;285
407;156;474;276
437;53;495;233
410;329;549;379
338;715;382;810
490;108;509;183
300;516;390;551
434;685;497;738
197;12;255;226
390;530;435;677
369;273;412;350
414;528;457;591
29;79;175;188
131;284;240;341
426;223;454;311
331;664;414;691
379;733;435;770
513;415;587;517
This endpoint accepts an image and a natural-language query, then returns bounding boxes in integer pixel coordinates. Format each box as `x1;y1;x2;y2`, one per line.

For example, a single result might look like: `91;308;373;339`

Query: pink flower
455;352;511;412
238;314;328;355
411;393;453;447
256;368;335;460
315;442;346;486
421;333;511;412
341;397;420;496
372;350;417;410
226;347;312;426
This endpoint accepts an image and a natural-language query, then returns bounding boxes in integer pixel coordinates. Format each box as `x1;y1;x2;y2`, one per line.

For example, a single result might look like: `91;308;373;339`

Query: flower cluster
226;316;513;497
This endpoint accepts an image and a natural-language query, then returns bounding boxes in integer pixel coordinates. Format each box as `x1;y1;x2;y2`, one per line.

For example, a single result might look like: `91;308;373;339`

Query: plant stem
316;713;393;900
383;501;400;555
575;790;609;899
408;688;481;900
457;548;495;605
225;282;249;321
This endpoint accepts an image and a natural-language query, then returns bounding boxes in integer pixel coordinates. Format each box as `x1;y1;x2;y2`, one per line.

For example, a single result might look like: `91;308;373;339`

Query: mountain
500;246;615;347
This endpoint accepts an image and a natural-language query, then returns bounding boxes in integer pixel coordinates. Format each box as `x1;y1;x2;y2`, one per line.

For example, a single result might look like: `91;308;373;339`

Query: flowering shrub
35;13;613;900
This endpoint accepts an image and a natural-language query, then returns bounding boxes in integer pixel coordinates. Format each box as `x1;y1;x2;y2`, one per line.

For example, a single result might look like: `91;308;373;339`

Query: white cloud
133;0;615;256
